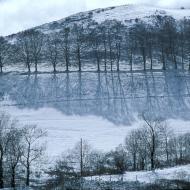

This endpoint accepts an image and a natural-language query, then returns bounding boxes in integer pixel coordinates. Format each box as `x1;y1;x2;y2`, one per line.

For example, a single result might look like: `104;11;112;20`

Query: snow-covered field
86;165;190;183
2;106;139;157
0;71;190;158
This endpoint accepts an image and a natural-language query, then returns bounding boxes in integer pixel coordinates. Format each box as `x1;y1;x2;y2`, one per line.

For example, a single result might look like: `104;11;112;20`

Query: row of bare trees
1;16;190;73
125;116;190;171
0;112;46;189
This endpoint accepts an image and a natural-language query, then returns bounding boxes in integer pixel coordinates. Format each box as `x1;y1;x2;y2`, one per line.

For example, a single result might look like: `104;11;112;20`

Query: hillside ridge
8;4;190;37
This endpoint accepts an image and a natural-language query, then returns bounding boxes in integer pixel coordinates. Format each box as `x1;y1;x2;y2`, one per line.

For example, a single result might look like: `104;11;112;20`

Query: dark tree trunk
65;52;69;72
97;58;100;72
26;163;30;186
0;155;4;189
110;54;113;72
80;139;83;177
11;166;16;188
104;41;107;72
133;154;136;171
108;32;113;72
181;46;184;69
130;49;133;71
151;133;155;170
117;61;120;72
53;63;56;73
162;47;166;70
116;43;121;72
142;48;146;71
140;159;145;170
0;57;3;73
26;57;31;73
66;61;69;72
149;46;153;70
26;147;30;187
77;47;81;72
35;60;38;73
166;150;169;164
95;49;100;72
151;152;155;170
174;55;177;69
111;62;113;71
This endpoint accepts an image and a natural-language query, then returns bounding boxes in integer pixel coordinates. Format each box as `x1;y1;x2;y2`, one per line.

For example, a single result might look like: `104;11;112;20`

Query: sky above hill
0;0;190;36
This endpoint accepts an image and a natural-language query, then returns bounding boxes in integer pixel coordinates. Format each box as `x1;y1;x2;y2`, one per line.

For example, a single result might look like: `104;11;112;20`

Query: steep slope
8;4;190;36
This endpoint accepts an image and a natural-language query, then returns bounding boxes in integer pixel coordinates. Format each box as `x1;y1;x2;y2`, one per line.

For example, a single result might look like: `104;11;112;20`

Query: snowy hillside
3;3;190;75
8;4;190;36
36;4;190;34
92;5;190;24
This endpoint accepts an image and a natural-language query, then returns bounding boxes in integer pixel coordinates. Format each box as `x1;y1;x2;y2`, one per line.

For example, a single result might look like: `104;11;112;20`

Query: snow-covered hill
37;5;190;34
8;4;190;36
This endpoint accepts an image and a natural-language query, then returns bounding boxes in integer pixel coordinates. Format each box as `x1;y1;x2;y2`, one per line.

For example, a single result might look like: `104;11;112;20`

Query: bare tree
125;27;137;71
46;35;60;73
107;29;114;71
30;30;44;73
142;114;163;170
0;37;10;73
113;22;123;71
6;125;23;188
154;16;167;70
125;130;139;171
0;112;12;188
113;144;127;173
183;133;190;162
21;125;46;186
90;28;102;72
73;24;86;71
136;129;148;170
159;123;173;164
100;26;108;72
183;19;190;70
60;28;71;72
125;128;148;171
70;139;92;176
17;31;33;73
134;22;148;70
179;19;186;69
146;25;155;70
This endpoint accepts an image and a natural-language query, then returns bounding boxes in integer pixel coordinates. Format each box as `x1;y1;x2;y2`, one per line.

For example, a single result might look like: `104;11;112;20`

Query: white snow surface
1;106;139;157
86;165;190;183
92;4;190;24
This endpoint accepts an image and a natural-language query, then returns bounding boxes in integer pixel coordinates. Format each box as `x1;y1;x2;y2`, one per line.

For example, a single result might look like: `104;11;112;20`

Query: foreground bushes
1;112;189;189
46;117;190;189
